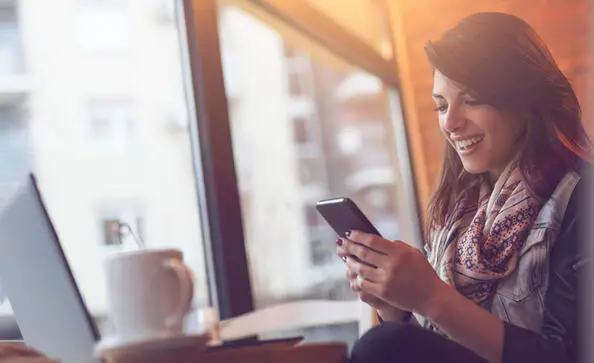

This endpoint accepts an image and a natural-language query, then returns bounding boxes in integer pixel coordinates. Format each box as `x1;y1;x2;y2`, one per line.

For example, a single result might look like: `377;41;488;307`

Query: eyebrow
432;89;472;100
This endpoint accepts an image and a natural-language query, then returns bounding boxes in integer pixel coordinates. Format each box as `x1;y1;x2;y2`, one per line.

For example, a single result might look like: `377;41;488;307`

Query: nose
442;103;466;134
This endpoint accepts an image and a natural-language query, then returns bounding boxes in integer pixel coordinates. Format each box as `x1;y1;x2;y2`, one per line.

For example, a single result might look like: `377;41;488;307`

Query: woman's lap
350;323;488;363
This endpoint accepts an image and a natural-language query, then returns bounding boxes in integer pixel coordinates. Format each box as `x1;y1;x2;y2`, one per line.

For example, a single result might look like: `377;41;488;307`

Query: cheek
486;118;523;154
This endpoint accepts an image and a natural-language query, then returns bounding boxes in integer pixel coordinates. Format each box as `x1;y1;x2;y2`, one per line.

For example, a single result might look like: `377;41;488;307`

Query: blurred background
0;0;591;352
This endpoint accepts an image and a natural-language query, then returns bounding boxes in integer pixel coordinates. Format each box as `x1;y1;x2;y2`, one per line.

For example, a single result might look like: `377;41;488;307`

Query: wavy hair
424;12;592;232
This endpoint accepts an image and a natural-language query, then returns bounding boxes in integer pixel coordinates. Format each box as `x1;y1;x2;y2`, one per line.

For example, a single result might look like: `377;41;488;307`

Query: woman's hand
343;257;409;321
338;231;505;363
336;230;448;316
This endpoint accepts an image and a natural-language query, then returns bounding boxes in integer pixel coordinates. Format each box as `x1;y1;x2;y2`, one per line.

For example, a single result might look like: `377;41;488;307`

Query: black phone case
315;197;382;238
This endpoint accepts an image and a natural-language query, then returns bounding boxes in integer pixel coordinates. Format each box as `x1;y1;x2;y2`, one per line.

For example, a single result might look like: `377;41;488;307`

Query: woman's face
432;71;525;180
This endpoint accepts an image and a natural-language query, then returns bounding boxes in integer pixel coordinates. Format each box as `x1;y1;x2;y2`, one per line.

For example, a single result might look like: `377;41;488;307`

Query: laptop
0;174;100;362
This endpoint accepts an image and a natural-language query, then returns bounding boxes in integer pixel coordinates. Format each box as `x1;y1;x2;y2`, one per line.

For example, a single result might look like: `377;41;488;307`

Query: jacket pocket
492;242;548;332
497;242;546;302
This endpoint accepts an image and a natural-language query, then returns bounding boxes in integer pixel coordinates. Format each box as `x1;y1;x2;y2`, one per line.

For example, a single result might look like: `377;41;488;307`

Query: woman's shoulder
562;163;593;223
551;164;590;261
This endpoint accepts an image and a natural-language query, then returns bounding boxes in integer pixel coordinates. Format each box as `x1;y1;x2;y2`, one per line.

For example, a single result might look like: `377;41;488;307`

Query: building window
0;101;29;203
298;157;325;186
98;205;144;248
0;4;24;75
287;73;305;96
87;100;134;150
284;44;311;97
293;117;310;144
102;219;123;245
304;205;334;266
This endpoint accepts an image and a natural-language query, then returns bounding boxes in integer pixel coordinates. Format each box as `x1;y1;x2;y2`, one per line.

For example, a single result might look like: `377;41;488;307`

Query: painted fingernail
336;238;343;246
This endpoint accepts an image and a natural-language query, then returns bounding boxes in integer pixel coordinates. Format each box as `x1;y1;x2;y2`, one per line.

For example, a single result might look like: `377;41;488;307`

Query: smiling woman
341;12;593;363
431;72;526;180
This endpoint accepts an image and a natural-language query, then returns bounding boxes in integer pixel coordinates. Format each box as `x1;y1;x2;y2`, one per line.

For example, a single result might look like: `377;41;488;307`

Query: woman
337;12;592;363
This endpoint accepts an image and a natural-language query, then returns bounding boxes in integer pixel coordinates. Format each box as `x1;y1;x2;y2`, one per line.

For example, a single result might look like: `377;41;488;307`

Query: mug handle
162;259;194;329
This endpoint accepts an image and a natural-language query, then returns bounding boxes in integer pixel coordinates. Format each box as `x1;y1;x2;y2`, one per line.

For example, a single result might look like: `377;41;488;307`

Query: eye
433;104;448;114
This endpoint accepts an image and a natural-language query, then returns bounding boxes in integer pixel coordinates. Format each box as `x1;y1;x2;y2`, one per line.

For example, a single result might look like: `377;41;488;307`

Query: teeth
456;137;483;150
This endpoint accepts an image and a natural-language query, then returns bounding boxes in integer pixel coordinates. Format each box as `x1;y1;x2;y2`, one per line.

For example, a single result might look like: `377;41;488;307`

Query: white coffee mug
104;249;194;342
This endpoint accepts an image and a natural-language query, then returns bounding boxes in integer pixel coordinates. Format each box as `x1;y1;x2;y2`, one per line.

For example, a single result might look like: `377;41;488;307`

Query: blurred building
0;0;207;316
219;6;401;306
0;0;401;322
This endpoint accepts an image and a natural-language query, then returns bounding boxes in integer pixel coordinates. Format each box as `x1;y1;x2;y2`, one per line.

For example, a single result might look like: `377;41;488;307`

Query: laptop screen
0;174;100;362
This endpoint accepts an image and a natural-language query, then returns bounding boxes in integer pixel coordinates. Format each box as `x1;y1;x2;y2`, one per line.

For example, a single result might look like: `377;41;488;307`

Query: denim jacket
489;171;581;332
385;170;585;362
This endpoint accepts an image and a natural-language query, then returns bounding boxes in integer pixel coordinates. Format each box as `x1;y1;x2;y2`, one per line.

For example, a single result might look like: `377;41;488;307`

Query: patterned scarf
426;161;543;307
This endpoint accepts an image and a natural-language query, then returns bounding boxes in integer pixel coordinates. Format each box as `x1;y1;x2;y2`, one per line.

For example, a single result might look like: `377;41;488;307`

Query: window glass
219;4;405;345
0;0;209;335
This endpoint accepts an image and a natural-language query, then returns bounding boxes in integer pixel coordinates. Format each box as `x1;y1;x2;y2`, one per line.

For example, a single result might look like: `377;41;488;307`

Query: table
103;342;349;363
0;337;349;363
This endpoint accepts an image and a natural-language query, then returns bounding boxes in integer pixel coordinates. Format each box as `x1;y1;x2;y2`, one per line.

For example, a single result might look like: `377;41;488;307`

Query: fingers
340;237;387;267
359;291;383;307
358;278;385;300
348;259;382;283
336;243;349;258
346;265;357;281
348;231;391;255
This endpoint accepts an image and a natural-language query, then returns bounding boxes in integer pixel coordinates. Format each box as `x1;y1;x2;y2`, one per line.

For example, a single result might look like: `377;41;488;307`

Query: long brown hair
424;12;592;234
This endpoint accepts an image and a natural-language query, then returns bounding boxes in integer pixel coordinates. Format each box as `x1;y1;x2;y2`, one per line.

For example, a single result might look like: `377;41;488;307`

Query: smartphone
316;197;382;238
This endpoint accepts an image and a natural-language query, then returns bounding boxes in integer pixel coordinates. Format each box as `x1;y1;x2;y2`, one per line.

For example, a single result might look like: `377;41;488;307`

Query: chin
461;162;489;175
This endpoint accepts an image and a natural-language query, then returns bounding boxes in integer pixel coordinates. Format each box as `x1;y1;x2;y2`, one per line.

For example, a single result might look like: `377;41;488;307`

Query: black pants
350;323;488;363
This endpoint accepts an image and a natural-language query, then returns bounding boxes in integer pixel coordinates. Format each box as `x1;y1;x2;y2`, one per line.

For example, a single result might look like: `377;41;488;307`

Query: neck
487;170;500;184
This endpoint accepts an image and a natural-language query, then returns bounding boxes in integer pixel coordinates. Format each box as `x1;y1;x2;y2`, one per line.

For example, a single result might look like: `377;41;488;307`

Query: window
292;117;310;144
98;204;144;248
0;4;24;74
0;101;29;204
0;0;416;346
284;45;312;98
0;0;210;336
219;3;407;345
87;100;134;150
298;157;324;185
102;219;123;245
304;205;334;265
287;73;305;96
